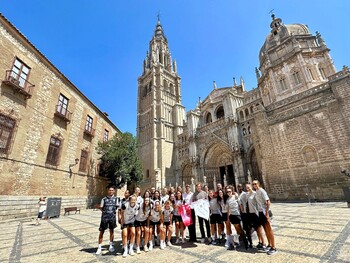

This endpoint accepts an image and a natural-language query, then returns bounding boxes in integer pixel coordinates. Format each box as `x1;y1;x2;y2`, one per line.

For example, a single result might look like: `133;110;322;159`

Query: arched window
216;105;225;119
169;83;174;94
239;111;244;120
206;112;212;123
248;126;251;134
250;105;254;114
242;128;247;136
319;66;327;80
292;70;301;85
146;169;150;178
307;66;315;81
245;108;249;117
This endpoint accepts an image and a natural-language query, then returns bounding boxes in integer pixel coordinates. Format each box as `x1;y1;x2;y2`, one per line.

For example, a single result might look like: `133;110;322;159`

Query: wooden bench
64;207;80;215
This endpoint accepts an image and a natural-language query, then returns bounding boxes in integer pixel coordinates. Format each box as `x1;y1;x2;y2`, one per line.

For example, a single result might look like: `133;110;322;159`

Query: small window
307;68;315;80
146;169;150;178
56;94;69;117
11;58;30;88
79;150;89;172
103;129;109;142
216;106;225;119
319;67;327;79
239;111;244;120
279;78;287;91
292;71;301;85
206;112;212;124
46;136;61;166
85;115;93;132
0;114;16;154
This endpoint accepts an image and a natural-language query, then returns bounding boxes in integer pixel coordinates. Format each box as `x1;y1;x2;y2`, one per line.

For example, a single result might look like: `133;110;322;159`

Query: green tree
97;132;143;188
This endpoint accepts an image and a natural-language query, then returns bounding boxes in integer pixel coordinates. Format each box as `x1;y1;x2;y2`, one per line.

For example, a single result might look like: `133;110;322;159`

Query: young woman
161;187;169;204
121;195;138;257
173;190;185;244
226;186;248;249
143;190;151;199
203;185;209;194
135;197;151;253
208;189;223;245
218;189;231;247
149;200;166;250
134;187;143;206
246;183;265;250
238;184;253;248
169;193;176;205
163;200;174;246
152;190;162;205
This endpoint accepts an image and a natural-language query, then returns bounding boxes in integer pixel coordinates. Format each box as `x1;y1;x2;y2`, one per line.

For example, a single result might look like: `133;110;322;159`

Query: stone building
0;14;120;220
137;15;350;200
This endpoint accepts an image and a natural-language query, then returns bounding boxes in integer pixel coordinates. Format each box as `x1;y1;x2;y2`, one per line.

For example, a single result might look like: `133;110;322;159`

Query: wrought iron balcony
54;104;72;122
84;126;95;137
3;70;34;99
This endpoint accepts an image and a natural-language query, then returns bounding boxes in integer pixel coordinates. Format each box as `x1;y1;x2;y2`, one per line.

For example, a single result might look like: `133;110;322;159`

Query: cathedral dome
259;16;311;64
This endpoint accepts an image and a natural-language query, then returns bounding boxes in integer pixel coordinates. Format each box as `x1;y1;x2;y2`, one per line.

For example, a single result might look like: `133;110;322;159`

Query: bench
64;207;80;215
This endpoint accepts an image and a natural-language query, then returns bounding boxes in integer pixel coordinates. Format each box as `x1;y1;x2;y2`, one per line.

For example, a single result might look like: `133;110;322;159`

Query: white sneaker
175;238;180;244
136;247;141;254
129;249;135;256
225;240;229;248
96;247;102;255
201;238;206;243
122;248;128;258
144;246;149;252
109;245;115;252
167;241;173;247
160;243;165;250
182;238;185;244
149;243;153;251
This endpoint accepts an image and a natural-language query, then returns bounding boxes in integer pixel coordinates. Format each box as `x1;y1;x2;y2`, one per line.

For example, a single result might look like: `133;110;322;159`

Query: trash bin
46;197;62;218
343;187;350;208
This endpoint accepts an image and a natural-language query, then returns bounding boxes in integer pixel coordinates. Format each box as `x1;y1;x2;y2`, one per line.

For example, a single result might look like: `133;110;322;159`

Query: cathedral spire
154;15;166;40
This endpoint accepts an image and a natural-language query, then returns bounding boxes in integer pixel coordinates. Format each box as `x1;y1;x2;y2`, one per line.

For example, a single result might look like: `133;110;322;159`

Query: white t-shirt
173;199;183;216
246;191;259;215
227;195;240;216
163;207;173;222
150;208;162;222
209;197;220;215
183;192;193;205
122;202;139;224
38;201;46;213
135;205;150;222
220;199;227;214
238;192;248;213
161;195;169;204
255;188;270;213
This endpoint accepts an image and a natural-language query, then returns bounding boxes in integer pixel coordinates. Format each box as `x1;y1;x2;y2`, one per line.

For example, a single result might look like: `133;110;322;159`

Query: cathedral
137;15;350;201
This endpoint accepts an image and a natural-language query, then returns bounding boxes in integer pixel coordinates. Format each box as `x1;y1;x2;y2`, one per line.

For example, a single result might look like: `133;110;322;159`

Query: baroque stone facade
137;16;350;200
0;14;121;219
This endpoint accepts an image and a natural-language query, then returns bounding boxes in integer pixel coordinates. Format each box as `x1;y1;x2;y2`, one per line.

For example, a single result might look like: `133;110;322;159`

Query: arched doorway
250;148;263;186
202;143;236;189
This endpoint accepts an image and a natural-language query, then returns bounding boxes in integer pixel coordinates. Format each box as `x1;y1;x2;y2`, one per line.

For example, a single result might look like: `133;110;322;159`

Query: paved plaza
0;202;349;263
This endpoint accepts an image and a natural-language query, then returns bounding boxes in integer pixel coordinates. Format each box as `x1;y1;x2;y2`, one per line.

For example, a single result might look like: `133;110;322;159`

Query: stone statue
203;175;207;184
223;174;227;186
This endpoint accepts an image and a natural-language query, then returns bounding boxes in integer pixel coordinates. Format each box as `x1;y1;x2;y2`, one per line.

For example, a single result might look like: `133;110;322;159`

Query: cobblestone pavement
0;202;349;263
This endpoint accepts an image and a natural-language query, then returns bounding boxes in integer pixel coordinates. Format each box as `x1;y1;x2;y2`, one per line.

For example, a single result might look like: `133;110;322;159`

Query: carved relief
302;145;318;163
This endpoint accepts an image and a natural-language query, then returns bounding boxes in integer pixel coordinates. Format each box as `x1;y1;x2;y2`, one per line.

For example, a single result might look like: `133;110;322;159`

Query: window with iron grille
103;129;109;142
0;114;16;154
79;150;89;172
11;58;30;88
46;136;61;165
85;115;93;132
56;94;69;117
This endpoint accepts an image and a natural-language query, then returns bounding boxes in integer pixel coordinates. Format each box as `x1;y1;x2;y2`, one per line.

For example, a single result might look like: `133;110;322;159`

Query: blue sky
1;1;349;134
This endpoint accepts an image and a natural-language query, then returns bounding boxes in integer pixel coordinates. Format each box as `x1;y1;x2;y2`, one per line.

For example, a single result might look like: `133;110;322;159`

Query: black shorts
134;220;147;227
150;220;160;226
173;215;183;223
37;211;44;219
259;212;268;225
241;213;250;229
221;213;228;222
121;222;135;230
229;214;241;225
164;221;171;226
99;216;117;231
248;213;261;229
210;214;223;224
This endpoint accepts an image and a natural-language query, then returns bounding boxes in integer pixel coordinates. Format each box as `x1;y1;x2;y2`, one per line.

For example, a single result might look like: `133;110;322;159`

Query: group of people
96;180;277;257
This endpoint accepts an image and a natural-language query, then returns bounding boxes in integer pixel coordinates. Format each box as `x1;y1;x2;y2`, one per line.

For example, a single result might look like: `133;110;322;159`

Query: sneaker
136;247;141;254
256;242;263;249
109;245;115;252
181;238;185;244
122;249;128;258
201;238;206;244
96;247;102;255
175;238;180;244
160;243;165;250
129;249;135;256
267;248;277;255
211;239;217;245
167;241;173;247
258;245;267;252
227;244;235;250
225;239;230;248
144;246;149;252
149;243;153;251
266;245;272;250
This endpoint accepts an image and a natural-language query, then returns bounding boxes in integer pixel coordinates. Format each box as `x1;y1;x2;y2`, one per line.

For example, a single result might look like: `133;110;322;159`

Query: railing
54;104;72;122
3;70;35;99
84;126;95;137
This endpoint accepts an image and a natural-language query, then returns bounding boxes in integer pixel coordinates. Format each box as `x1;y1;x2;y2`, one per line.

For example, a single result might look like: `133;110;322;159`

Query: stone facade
0;14;121;220
137;16;350;201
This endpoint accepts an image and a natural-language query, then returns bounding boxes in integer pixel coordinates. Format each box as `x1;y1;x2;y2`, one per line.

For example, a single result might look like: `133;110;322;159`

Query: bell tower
137;18;185;189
